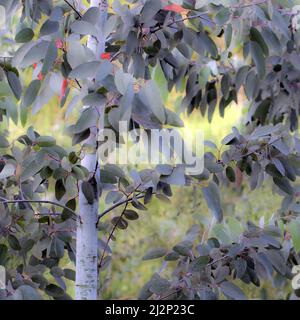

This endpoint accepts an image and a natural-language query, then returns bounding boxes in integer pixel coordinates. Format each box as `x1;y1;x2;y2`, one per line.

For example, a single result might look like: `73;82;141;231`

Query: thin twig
151;11;214;33
242;136;283;158
74;78;82;89
61;47;82;89
159;288;182;300
98;201;129;269
206;254;229;267
110;51;123;62
96;194;145;223
98;184;143;268
173;12;214;25
0;198;77;218
159;254;229;300
152;0;268;34
63;0;82;18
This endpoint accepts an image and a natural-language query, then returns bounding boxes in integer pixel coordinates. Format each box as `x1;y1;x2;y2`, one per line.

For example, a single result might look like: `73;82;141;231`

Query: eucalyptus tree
0;0;300;300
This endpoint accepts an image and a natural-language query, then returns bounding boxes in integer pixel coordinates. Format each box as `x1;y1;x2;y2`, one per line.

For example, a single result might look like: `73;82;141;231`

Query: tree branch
151;11;213;33
63;0;82;18
0;198;77;219
159;255;229;300
96;194;145;224
98;184;144;268
98;200;129;269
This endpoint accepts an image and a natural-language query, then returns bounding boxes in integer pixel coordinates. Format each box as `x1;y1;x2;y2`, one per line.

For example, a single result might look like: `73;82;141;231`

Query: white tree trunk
75;155;99;300
75;0;108;300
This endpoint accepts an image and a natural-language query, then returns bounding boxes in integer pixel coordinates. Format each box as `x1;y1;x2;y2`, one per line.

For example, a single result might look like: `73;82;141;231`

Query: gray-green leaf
202;181;223;222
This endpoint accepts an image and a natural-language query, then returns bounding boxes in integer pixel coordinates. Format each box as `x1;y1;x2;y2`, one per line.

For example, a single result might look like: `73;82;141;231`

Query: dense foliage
0;0;300;300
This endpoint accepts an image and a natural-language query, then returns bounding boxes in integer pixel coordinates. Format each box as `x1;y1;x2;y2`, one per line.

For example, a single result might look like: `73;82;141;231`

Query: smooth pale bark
75;0;108;300
75;154;99;300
